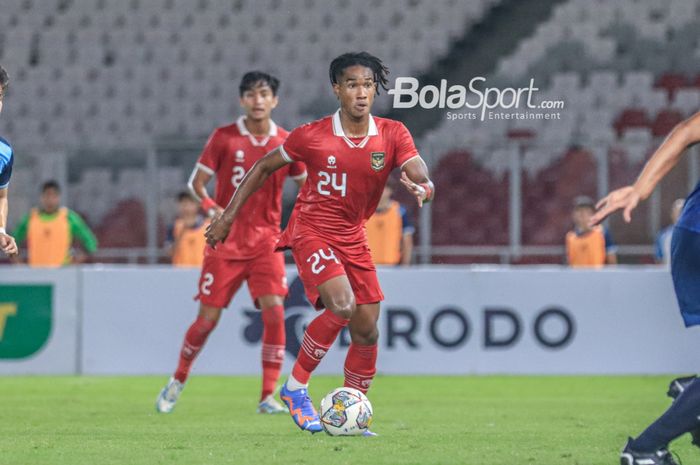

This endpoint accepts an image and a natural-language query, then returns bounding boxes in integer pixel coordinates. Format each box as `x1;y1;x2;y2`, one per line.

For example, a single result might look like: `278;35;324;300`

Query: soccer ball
319;387;373;436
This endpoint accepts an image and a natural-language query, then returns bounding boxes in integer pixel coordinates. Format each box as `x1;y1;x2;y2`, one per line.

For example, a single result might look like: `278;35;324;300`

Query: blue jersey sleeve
0;137;13;189
399;205;415;235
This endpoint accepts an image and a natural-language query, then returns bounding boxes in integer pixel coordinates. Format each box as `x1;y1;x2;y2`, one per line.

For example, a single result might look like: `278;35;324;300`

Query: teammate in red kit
206;52;434;434
156;71;307;414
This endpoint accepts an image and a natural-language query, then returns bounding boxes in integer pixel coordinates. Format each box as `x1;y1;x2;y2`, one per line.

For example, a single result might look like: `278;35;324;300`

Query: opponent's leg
156;305;222;413
281;275;353;433
621;378;700;464
257;294;287;414
667;375;700;448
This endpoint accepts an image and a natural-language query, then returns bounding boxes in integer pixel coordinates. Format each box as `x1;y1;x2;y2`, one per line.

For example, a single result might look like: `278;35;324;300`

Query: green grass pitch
1;376;697;465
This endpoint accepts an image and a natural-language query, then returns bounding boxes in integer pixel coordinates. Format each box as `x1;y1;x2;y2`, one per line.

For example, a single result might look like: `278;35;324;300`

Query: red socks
344;343;377;394
174;309;376;398
261;305;285;400
291;309;349;384
174;316;217;383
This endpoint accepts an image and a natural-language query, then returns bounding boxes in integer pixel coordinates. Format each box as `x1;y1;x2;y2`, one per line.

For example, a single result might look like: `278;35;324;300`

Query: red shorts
291;237;384;310
195;251;288;309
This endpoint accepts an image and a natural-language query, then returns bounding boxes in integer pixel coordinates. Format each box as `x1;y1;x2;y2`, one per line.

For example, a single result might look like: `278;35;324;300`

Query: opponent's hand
0;232;18;257
400;172;428;207
205;216;232;248
590;186;641;226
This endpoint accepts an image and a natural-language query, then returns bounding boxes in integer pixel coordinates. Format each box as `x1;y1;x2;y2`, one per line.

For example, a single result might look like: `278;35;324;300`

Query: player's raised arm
591;111;700;225
0;187;18;256
399;156;434;208
205;147;289;247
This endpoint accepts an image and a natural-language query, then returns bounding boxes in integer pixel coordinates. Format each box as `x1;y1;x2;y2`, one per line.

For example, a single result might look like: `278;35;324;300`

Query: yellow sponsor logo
0;303;17;341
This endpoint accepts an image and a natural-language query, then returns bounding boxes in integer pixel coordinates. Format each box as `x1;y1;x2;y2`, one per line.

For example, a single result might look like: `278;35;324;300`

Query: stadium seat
655;72;688;99
671;88;700;115
652;109;683;137
613;108;652;136
431;151;509;246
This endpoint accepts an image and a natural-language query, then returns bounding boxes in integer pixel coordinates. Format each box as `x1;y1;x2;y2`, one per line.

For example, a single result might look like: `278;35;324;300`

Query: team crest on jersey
235;150;245;162
370;152;385;171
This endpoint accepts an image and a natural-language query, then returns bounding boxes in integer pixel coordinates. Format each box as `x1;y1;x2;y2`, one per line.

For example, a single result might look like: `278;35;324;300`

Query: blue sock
631;377;700;452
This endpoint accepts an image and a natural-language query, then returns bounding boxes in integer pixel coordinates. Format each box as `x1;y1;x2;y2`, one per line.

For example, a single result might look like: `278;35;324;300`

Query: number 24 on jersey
317;171;347;197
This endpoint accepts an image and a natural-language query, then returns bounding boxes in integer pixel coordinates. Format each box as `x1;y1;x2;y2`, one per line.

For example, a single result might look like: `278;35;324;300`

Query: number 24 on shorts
307;248;340;274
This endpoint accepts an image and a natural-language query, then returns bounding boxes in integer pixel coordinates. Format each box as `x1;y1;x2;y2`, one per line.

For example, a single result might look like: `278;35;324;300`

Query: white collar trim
236;115;278;146
331;109;378;148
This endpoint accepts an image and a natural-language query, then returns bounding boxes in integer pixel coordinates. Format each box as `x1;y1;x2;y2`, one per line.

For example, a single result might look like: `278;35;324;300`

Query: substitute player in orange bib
206;52;434;435
156;71;307;414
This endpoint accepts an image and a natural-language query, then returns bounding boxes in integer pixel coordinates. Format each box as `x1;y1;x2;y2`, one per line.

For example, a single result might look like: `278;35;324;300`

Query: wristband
200;197;218;213
0;227;5;235
419;182;433;202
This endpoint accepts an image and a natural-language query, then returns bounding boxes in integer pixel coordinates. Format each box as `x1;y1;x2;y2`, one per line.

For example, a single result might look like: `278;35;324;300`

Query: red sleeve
197;129;223;173
289;161;307;178
393;122;420;169
280;126;307;162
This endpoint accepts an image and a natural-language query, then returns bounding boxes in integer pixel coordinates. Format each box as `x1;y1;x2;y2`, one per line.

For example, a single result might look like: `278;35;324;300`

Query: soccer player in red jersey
156;71;307;414
205;52;434;434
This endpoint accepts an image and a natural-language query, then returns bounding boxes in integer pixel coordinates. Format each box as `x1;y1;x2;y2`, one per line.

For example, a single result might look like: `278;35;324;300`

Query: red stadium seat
521;148;597;246
652;109;683;137
507;128;536;140
655;73;688;99
96;199;148;249
613;108;651;136
431;151;508;246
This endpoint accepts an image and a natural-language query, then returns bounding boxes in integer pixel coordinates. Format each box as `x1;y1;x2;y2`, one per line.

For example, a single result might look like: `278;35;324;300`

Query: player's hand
207;205;224;220
0;232;18;257
400;172;427;207
205;216;232;248
590;186;641;226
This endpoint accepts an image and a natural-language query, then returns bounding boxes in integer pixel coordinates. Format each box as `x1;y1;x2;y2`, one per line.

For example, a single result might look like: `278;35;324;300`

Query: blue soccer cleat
279;382;322;433
667;375;696;400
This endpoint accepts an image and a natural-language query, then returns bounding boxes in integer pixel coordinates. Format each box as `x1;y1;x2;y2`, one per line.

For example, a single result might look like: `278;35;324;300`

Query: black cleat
667;375;700;448
620;438;679;465
667;375;697;400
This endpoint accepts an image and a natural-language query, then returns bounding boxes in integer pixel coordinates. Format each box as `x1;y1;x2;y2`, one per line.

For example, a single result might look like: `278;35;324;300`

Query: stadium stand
418;0;700;259
0;0;505;259
0;0;501;149
4;0;699;262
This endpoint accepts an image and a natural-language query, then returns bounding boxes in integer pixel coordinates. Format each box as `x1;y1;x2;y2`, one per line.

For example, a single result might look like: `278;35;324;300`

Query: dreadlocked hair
329;52;389;94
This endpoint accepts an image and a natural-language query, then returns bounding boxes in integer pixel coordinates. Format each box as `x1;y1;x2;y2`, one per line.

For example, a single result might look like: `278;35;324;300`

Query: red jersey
197;116;306;259
278;110;420;248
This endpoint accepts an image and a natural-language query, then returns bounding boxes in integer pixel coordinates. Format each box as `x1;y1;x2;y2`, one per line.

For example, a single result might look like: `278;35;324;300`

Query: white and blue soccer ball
319;387;373;436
